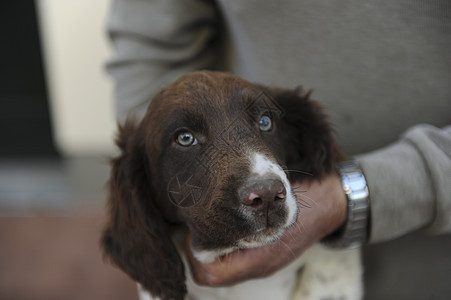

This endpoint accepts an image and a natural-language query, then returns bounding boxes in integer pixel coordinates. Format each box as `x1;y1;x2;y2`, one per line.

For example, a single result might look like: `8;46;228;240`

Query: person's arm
357;124;451;242
107;0;219;123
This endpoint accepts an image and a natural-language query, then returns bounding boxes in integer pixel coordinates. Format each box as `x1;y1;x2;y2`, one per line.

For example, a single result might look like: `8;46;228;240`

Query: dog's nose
239;179;286;210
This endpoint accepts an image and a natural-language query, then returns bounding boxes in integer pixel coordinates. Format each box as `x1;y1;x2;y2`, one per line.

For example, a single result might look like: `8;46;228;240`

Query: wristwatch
323;160;370;248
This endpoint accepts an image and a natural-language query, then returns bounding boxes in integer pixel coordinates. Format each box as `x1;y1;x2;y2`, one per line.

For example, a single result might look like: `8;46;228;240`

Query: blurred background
0;1;138;299
0;1;450;300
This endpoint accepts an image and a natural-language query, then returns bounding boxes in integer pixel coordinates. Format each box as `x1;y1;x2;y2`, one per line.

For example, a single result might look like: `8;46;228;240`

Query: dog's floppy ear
101;120;186;300
262;86;344;180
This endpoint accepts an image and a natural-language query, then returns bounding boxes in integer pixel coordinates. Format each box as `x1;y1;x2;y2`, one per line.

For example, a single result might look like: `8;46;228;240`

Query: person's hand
185;173;347;286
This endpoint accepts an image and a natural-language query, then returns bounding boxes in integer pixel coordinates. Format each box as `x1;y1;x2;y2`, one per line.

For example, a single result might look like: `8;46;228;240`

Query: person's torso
215;0;451;154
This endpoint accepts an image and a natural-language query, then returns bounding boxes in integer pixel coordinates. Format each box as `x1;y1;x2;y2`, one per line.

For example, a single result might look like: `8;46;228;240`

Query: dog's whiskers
279;240;297;260
284;169;313;177
285;227;296;242
294;206;308;234
292;187;308;193
298;191;318;206
298;199;313;209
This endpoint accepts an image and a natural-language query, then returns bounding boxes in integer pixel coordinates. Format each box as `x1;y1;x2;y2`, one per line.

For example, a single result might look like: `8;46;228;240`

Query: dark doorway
0;2;58;157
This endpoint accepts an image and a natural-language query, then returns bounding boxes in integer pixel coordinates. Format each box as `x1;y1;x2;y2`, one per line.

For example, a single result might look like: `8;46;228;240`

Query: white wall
37;0;116;156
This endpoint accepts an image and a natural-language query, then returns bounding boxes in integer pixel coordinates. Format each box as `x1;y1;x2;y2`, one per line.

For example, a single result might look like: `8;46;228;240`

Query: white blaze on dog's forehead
252;152;277;176
250;152;297;226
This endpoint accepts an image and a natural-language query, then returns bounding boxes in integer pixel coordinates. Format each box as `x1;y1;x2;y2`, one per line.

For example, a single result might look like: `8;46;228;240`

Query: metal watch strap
323;160;370;248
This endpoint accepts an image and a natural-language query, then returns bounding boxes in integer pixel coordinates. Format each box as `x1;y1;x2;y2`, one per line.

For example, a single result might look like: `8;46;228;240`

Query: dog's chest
138;244;362;300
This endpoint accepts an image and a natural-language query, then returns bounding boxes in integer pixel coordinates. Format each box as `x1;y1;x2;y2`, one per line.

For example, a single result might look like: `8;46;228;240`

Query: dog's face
144;72;298;262
102;71;342;300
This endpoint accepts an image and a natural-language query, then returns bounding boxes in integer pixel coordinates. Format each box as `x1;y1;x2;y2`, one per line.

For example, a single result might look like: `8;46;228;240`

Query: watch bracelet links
322;160;371;249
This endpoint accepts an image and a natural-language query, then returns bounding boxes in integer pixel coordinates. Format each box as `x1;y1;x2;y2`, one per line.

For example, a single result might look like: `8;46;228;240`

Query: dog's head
101;71;343;299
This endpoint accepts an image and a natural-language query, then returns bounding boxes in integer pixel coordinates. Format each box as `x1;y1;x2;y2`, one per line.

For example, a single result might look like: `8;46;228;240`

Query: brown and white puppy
101;71;362;300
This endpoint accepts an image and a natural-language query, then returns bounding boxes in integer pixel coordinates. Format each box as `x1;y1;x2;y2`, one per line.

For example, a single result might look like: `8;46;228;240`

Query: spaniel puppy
101;71;362;300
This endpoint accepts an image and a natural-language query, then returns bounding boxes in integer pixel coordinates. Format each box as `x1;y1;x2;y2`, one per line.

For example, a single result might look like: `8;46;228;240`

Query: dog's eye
258;115;272;131
176;131;197;146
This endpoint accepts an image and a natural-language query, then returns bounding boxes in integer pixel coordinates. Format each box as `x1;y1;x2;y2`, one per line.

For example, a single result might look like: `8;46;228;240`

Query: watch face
339;162;369;201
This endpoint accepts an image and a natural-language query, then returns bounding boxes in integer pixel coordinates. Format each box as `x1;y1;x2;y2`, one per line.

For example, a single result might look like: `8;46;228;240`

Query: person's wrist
320;174;347;238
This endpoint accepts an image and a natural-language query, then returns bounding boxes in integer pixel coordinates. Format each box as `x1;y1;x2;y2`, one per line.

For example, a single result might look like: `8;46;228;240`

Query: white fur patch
192;247;236;264
250;152;297;227
138;284;159;300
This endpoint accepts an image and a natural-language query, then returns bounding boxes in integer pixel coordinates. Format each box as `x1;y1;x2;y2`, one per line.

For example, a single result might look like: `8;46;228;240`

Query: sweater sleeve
106;0;219;124
356;125;451;243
